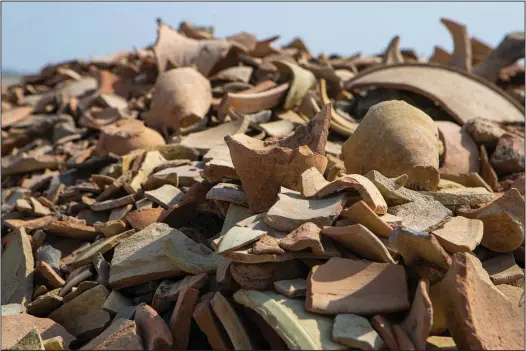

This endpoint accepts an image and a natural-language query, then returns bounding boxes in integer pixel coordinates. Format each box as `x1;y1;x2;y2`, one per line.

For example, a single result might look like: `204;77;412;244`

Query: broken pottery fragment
345;64;524;125
279;222;324;255
93;219;127;238
125;208;163;231
144;184;184;209
192;294;233;351
490;133;525;174
79;318;144;350
497;284;525;307
436;120;479;174
438;253;524;349
230;261;305;290
306;257;410;315
151;273;208;313
339;200;394;238
44;220;98;240
146;67;212;132
210;292;255;350
234;289;347;350
95;119;166;157
48;285;111;343
364;170;434;206
273;60;317;110
90;195;135;211
9;328;45;351
252;234;284;254
389;228;451;269
225;105;331;212
426;336;457;350
481;254;524;285
321;224;396;263
387;200;452;232
333;314;385;350
26;290;63;317
343;100;441;191
217;226;267;254
2;228;34;306
265;191;345;232
440;18;472;71
102;290;133;314
134;303;173;350
401;279;433;350
258;119;295;137
274;278;307;297
109;223;184;289
431;216;483;253
458;188;524;252
206;183;247;206
392;325;415;350
42;336;65;351
169;286;200;350
422;187;494;206
181;117;249;154
383;36;404;64
371;315;398;351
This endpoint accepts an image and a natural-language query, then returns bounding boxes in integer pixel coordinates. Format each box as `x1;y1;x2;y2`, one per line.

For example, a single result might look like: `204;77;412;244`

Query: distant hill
2;70;22;86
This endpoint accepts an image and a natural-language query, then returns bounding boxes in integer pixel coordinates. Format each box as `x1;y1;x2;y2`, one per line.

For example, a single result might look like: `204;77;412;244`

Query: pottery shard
145;67;212;132
438;253;524;350
144;184;184;209
2;228;34;306
169;286;200;350
125;208;163;231
79;318;144;350
151;273;208;313
423;187;494;206
44;220;98;240
343;100;440;191
321;224;396;263
206;183;248;206
426;336;457;350
306;257;410;315
230;261;306;290
102;290;133;315
459;188;524;252
2;314;75;349
234;289;347;350
390;227;451;270
94;219;127;238
9;328;45;350
490;133;525;174
217;226;267;254
462;118;507;145
436;121;479;174
109;223;184;289
48;285;111;342
392;324;415;350
497;284;525;307
274;278;307;297
181;118;250;154
252;235;284;254
482;254;524;285
371;315;399;351
364;170;434;206
265;191;346;232
279;222;324;255
431;216;483;253
193;293;233;350
225;104;331;212
388;200;452;232
135;303;173;350
210;291;255;350
333;314;385;350
401;279;433;350
26;290;63;317
340;200;394;238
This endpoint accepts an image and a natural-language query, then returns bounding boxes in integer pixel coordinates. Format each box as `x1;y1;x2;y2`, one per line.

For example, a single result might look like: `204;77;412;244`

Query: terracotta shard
211;66;253;83
458;188;524;252
90;194;135;211
436;121;479;174
181;117;249;154
151;273;207;313
479;144;500;190
220;82;290;118
2;106;33;128
252;235;284;254
473;32;525;82
401;279;433;350
392;324;415;350
279;222;324;255
273;60;316;109
169;286;200;350
306;257;410;315
93;219;127;238
125;207;163;231
345;63;524;125
95;119;166;157
274;278;307;297
206;183;247;206
482;254;524;285
230;261;305;290
497;284;525;307
318;79;358;136
387;200;452;232
234;289;347;350
383;36;404;64
265;191;346;232
340;200;394;238
432;216;483;253
322;224;396;263
44;220;98;240
134;303;173;350
210;292;255;350
145;67;212;133
79;318;143;350
371;315;399;351
389;227;451;270
343;101;441;191
440;18;472;71
490;133;525;174
193;294;233;351
438;253;524;350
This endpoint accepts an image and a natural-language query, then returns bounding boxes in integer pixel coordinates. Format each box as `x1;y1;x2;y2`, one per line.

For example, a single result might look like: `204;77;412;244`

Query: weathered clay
401;279;433;350
436;120;479;174
333;314;385;350
134;303;173;350
2;228;34;306
387;200;452;232
279;222;324;255
490;133;525;174
431;216;483;253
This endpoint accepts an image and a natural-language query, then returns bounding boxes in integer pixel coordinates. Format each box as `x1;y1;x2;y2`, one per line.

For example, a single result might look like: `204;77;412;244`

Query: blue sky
2;2;524;73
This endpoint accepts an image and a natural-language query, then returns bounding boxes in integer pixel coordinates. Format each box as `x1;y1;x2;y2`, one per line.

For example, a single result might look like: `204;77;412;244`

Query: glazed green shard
233;289;347;350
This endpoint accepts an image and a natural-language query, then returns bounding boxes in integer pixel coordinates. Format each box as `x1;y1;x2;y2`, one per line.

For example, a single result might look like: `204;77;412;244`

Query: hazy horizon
3;2;525;74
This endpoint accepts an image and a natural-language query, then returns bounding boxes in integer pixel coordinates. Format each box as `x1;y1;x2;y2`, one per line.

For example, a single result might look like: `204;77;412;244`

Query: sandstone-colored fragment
27;290;63;317
332;314;385;350
343;101;440;191
93;220;127;238
306;257;410;315
151;273;208;313
210;292;255;350
422;187;494;206
42;336;65;350
436;120;479;174
48;285;111;343
364;170;434;206
192;294;233;350
371;315;398;351
340;200;394;238
279;222;324;255
321;224;396;263
134;303;173;350
230;261;306;290
401;279;433;350
274;278;307;297
426;336;457;350
388;200;452;232
431;216;483;253
181;118;250;154
102;290;133;314
225;105;331;212
265;191;345;232
206;183;247;206
217;226;267;254
482;253;524;285
2;228;34;306
79;318;144;350
497;284;525;307
9;328;45;350
125;207;163;231
490;133;525;174
169;286;200;350
109;223;184;289
252;235;284;254
438;252;524;349
125;151;168;195
234;289;347;350
144;184;184;209
44;220;98;240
